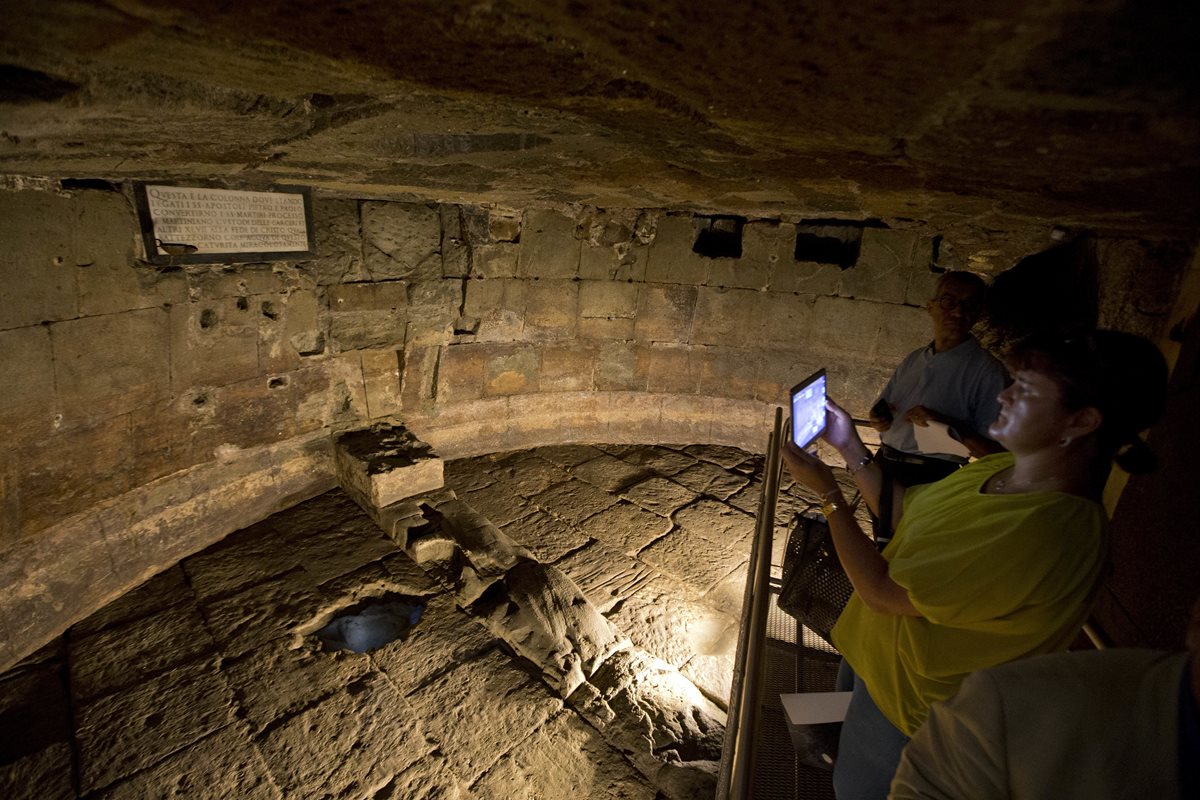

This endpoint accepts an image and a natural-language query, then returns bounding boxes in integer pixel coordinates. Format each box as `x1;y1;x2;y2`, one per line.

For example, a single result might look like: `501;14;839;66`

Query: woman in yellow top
781;330;1169;800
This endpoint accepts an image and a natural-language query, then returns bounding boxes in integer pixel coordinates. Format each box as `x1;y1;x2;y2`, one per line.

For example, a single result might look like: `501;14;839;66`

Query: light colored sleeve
889;670;1010;800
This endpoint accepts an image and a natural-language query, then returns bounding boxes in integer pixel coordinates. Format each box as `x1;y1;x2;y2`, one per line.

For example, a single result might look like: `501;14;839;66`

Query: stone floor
0;442;845;799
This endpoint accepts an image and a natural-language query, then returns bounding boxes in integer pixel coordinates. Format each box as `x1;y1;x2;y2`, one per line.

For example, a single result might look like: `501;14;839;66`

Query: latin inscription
145;186;309;254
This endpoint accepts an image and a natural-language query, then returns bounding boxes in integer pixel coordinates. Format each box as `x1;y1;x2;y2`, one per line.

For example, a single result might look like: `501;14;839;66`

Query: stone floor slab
570;453;655;494
603;444;697;476
70;602;216;703
588;500;673;557
605;572;737;672
75;658;236;794
471;709;657;800
370;592;498;695
457;481;538;528
255;671;431;798
101;722;279;800
197;569;335;659
620;475;698;516
672;497;756;547
500;509;591;564
671;460;751;500
0;666;73;800
637;527;747;594
531;444;604;468
485;451;573;497
409;648;562;783
70;565;192;637
555;540;668;612
533;478;620;527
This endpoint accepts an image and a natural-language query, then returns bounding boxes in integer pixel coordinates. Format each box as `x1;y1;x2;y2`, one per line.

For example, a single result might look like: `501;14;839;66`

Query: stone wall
2;182;1186;669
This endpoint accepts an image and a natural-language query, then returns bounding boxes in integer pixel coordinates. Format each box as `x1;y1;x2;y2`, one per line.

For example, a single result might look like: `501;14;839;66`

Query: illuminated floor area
0;443;833;799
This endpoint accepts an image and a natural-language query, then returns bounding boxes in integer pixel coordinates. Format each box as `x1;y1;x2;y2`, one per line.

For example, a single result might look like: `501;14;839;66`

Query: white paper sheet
780;691;853;725
913;419;971;458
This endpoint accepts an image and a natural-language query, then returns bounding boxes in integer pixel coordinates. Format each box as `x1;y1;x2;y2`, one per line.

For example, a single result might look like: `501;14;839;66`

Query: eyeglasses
934;294;982;313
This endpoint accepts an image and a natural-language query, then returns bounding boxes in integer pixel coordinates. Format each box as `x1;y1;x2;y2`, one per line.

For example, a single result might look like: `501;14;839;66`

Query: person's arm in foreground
781;400;919;616
888;671;1008;799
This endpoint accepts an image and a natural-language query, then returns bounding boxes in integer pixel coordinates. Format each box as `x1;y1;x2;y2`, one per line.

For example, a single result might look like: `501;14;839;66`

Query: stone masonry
0;441;848;799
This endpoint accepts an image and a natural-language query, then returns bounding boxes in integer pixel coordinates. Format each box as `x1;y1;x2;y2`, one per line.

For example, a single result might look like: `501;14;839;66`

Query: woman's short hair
1007;329;1168;473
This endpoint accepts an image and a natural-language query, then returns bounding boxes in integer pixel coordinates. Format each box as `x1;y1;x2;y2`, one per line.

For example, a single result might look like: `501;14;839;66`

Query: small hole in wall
193;394;208;407
315;594;426;653
794;220;865;269
236;296;249;311
199;309;218;329
268;376;288;389
261;301;279;320
693;215;745;259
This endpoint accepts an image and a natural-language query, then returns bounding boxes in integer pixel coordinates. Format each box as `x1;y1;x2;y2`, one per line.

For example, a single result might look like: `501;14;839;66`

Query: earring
1059;437;1073;448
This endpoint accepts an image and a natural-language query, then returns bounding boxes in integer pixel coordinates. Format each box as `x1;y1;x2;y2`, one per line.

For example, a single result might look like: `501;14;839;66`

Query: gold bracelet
819;489;847;518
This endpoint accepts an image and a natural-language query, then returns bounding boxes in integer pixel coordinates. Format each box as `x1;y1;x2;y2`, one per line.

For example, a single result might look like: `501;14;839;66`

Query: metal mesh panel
746;581;839;799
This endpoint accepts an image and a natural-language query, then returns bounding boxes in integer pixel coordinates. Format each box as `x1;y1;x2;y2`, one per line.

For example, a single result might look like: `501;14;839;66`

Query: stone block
457;481;538;529
644;215;708;285
877;303;931;363
672;497;755;545
0;191;80;329
579;280;638;319
500;509;589;563
770;258;843;295
472;242;519;278
571;453;654;493
409;648;562;781
518;209;580;279
361;201;442;281
333;423;444;511
101;723;279;800
17;413;132;536
621;475;698;516
640;343;697;394
0;325;55;424
532;478;620;527
255;671;431;797
695;346;762;399
633;283;697;343
222;637;373;733
257;286;324;374
759;291;815;352
905;238;940;305
69;602;216;703
471;709;657;800
522;280;579;340
606;571;736;670
53;307;170;421
484;345;540;395
671;462;751;502
580;316;636;340
462;278;524;342
400;343;440;410
637;525;747;595
326;280;408;350
690;286;764;348
488;208;522;242
187;266;289;299
436;345;487;407
595;341;645;391
808;295;884;358
306;198;365;284
170;298;261;392
708;221;780;290
539;343;596;391
476;561;629;696
75;658;235;794
840;228;920;303
197;570;333;659
585;499;672;555
359;348;403;418
370;591;497;694
487;450;573;497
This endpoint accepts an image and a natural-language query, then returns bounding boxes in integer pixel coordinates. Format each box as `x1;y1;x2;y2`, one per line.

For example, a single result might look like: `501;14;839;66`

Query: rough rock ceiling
2;0;1198;250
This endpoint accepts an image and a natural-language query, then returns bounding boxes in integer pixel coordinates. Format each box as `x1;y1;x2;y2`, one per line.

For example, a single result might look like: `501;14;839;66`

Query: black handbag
777;512;854;647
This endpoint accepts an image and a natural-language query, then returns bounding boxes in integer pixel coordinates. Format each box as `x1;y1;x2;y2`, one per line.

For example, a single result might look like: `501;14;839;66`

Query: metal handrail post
717;407;784;800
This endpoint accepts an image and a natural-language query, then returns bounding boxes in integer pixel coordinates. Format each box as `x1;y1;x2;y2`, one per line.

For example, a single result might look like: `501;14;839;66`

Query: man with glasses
869;271;1009;494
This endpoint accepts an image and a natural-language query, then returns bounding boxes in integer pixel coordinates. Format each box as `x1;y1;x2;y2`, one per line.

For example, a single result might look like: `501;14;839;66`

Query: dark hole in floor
316;593;426;653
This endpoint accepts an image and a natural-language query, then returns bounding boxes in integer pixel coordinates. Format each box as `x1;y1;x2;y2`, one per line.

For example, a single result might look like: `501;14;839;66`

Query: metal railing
717;407;784;800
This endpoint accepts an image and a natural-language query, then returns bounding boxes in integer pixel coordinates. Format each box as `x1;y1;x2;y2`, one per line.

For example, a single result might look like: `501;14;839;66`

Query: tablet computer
790;369;827;449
